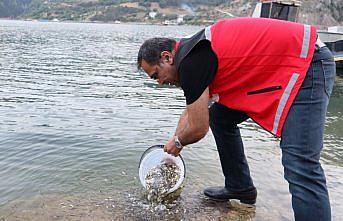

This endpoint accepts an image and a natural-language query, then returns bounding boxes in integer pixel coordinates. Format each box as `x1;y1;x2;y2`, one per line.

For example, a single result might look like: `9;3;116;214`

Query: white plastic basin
138;145;186;194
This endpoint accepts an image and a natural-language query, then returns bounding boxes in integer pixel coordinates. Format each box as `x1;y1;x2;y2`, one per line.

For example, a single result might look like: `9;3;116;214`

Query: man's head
137;38;179;86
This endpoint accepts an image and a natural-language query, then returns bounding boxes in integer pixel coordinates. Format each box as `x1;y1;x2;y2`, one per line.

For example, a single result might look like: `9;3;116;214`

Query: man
137;17;335;221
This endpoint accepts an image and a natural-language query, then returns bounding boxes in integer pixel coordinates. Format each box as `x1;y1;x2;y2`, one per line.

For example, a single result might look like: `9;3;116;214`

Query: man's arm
164;87;210;156
174;109;188;136
178;87;209;145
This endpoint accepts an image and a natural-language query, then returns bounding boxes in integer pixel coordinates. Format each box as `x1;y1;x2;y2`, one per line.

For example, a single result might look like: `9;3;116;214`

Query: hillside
0;0;342;27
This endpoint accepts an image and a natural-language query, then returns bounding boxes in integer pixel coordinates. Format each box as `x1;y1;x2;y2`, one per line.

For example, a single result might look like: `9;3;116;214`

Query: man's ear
161;51;174;64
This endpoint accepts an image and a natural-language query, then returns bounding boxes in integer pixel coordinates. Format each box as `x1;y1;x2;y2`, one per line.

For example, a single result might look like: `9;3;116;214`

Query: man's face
141;52;179;86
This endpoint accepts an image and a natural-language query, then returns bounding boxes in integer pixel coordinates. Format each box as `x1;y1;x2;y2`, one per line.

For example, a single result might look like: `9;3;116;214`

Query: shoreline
0;17;204;26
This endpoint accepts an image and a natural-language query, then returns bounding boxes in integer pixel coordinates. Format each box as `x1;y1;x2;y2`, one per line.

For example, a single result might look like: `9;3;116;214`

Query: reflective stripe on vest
272;73;299;134
272;24;311;134
300;24;311;58
205;26;212;41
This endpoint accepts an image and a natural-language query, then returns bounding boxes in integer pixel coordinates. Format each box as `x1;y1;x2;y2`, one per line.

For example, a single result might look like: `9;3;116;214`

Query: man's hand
164;136;182;157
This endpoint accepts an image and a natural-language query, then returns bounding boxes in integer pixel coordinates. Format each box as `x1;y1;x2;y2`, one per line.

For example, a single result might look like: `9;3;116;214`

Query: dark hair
137;37;176;70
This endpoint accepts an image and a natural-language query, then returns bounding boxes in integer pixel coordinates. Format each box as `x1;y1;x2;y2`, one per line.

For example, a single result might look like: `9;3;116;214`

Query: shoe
204;186;257;204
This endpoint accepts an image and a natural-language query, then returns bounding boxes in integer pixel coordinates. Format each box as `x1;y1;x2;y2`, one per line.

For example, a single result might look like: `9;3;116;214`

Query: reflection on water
323;75;343;166
0;20;342;220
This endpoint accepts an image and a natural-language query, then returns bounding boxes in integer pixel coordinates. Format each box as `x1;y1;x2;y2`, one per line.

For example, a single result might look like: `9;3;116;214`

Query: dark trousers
209;47;335;221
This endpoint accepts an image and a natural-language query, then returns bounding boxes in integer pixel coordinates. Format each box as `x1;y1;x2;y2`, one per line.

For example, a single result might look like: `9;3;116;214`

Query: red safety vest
175;18;317;137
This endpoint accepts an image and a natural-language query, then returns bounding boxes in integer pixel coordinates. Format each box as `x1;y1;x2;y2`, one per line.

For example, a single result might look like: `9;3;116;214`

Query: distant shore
0;17;207;26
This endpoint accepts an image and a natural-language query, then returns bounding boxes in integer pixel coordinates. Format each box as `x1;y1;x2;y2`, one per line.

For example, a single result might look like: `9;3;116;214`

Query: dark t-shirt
178;40;218;105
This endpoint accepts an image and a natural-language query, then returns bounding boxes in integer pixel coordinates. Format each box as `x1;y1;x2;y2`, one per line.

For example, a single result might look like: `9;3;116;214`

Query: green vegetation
0;0;341;26
0;0;262;24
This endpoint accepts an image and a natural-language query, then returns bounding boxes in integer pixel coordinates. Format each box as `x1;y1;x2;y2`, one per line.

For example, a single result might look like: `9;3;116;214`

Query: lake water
0;20;342;221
